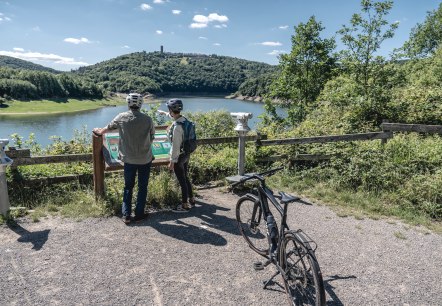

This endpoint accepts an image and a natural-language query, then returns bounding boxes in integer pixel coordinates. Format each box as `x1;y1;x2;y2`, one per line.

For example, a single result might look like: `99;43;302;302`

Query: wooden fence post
381;119;389;146
92;132;105;199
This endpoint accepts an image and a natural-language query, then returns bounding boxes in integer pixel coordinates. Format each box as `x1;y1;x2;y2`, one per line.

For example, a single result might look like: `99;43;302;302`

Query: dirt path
0;188;441;305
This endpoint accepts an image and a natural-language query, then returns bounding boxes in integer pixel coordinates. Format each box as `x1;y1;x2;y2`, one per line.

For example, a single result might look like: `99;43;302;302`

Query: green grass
394;231;407;240
267;173;442;233
28;190;111;221
0;97;123;115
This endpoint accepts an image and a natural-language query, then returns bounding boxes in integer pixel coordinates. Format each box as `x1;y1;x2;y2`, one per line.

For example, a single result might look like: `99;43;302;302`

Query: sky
0;0;441;71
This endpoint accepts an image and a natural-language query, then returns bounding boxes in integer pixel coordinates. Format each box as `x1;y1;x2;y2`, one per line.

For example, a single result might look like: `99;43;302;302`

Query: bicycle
231;167;326;306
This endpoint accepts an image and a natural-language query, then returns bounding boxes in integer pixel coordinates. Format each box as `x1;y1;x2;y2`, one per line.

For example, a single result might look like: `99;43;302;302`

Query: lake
0;97;283;147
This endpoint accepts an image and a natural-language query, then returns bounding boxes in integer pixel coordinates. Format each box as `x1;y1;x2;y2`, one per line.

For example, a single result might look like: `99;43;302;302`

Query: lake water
0;97;283;147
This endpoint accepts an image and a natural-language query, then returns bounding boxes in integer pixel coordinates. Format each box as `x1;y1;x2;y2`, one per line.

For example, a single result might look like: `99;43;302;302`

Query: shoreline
0;94;267;116
0;98;123;116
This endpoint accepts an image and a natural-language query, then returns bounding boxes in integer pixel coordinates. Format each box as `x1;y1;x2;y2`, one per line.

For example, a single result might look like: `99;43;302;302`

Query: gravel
0;188;441;305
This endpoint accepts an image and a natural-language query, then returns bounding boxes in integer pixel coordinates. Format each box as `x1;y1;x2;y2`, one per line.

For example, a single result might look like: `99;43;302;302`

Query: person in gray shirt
93;93;155;224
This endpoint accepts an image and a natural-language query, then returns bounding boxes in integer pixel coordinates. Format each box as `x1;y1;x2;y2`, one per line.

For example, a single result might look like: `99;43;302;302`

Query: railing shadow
7;221;50;251
324;274;357;306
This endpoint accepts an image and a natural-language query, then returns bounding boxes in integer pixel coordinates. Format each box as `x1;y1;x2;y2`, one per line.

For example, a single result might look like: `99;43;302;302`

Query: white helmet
126;93;143;109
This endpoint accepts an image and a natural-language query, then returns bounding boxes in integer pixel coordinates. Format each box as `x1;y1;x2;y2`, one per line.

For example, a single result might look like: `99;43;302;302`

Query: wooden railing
381;122;442;134
5;122;442;198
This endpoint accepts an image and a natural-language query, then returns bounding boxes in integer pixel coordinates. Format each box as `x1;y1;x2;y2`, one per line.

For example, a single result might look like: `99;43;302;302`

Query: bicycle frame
253;182;291;259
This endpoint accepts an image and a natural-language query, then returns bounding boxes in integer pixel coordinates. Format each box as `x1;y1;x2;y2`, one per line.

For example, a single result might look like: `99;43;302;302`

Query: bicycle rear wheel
236;195;269;256
279;231;325;306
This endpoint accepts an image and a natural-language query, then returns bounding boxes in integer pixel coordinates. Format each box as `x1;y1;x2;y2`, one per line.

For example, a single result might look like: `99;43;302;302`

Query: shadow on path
324;274;357;306
7;222;50;251
132;199;241;246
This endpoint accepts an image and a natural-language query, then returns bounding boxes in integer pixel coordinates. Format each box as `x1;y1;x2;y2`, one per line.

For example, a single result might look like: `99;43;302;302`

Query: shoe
134;213;149;222
189;197;196;207
172;204;190;213
122;216;131;225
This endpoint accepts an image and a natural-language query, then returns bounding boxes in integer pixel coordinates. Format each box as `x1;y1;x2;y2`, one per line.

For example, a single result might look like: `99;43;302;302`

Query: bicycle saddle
278;191;300;204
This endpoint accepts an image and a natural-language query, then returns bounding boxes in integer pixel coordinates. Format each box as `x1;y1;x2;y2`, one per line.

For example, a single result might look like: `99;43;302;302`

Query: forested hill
73;51;277;94
0;55;59;73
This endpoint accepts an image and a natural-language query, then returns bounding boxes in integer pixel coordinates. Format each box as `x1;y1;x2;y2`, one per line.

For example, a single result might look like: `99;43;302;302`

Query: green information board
102;130;170;168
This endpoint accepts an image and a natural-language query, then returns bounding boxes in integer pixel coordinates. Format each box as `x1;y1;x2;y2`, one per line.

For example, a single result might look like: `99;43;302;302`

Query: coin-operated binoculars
0;139;13;216
230;112;253;176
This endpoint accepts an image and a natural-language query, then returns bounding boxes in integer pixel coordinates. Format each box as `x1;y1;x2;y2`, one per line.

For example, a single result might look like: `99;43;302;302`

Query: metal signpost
0;139;13;216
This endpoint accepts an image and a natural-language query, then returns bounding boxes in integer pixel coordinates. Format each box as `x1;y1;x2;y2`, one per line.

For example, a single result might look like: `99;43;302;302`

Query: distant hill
0;55;59;73
74;51;277;94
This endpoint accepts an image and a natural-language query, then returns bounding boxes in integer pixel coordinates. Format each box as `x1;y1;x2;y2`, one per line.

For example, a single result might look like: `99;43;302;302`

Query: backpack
174;118;197;154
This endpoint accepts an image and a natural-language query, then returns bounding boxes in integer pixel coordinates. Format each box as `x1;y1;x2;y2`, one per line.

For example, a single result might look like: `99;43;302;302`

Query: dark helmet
166;98;183;112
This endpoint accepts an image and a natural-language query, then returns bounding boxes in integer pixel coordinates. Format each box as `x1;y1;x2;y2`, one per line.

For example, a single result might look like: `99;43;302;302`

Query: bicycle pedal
253;262;264;271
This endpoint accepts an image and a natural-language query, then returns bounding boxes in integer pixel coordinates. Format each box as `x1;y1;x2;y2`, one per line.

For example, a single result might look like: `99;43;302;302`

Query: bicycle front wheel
280;231;325;306
236;195;269;256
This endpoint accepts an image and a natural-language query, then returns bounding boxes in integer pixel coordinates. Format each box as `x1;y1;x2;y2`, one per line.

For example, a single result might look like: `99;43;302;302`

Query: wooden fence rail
381;122;442;134
7;135;266;167
259;131;392;146
5;122;442;198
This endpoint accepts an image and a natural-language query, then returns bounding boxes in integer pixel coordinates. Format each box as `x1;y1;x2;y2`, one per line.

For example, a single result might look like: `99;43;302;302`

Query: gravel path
0;188;441;305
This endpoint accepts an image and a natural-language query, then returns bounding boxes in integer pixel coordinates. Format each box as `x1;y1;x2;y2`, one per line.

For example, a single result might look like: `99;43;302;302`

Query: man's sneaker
172;204;190;213
134;213;149;222
122;216;131;225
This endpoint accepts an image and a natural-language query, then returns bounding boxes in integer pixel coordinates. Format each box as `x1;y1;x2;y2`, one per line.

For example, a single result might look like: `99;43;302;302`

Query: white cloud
190;23;207;29
268;50;286;55
153;0;165;3
140;3;152;10
193;14;209;23
0;50;89;66
32;26;41;32
213;43;221;46
64;37;91;44
122;45;130;49
156;30;163;34
279;25;289;30
214;24;227;29
260;41;282;46
190;12;228;29
208;13;228;23
0;13;11;22
13;47;24;52
198;36;207;40
172;10;181;15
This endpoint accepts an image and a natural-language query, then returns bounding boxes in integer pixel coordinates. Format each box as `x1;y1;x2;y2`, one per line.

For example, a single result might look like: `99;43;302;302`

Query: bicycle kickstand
263;269;280;289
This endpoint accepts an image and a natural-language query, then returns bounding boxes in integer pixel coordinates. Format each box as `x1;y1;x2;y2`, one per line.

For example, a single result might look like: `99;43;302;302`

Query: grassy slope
0;97;124;115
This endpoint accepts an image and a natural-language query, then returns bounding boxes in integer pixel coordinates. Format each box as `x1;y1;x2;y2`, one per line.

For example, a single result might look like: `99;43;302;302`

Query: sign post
0;139;13;216
92;127;171;199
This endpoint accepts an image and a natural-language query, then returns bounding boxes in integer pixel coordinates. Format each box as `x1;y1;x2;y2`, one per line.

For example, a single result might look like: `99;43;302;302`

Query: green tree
338;0;398;91
269;16;336;125
401;3;442;58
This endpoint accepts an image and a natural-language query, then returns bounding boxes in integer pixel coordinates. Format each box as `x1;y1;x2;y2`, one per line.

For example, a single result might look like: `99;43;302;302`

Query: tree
338;0;398;91
269;16;336;125
401;3;442;58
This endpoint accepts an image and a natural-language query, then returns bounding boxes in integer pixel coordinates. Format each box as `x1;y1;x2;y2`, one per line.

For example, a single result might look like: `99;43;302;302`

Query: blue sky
0;0;440;71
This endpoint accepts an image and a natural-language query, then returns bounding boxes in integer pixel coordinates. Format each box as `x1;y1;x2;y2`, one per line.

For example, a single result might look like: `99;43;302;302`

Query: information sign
102;130;170;168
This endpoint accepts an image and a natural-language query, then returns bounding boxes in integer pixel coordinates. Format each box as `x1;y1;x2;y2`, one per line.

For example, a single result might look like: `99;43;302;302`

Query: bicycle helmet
126;93;143;109
166;98;183;112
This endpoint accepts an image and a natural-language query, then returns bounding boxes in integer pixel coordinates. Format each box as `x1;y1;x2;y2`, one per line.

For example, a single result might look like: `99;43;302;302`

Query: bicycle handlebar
230;167;284;187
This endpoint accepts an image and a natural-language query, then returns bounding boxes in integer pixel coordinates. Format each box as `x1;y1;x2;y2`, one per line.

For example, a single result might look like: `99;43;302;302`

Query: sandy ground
0;187;441;305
